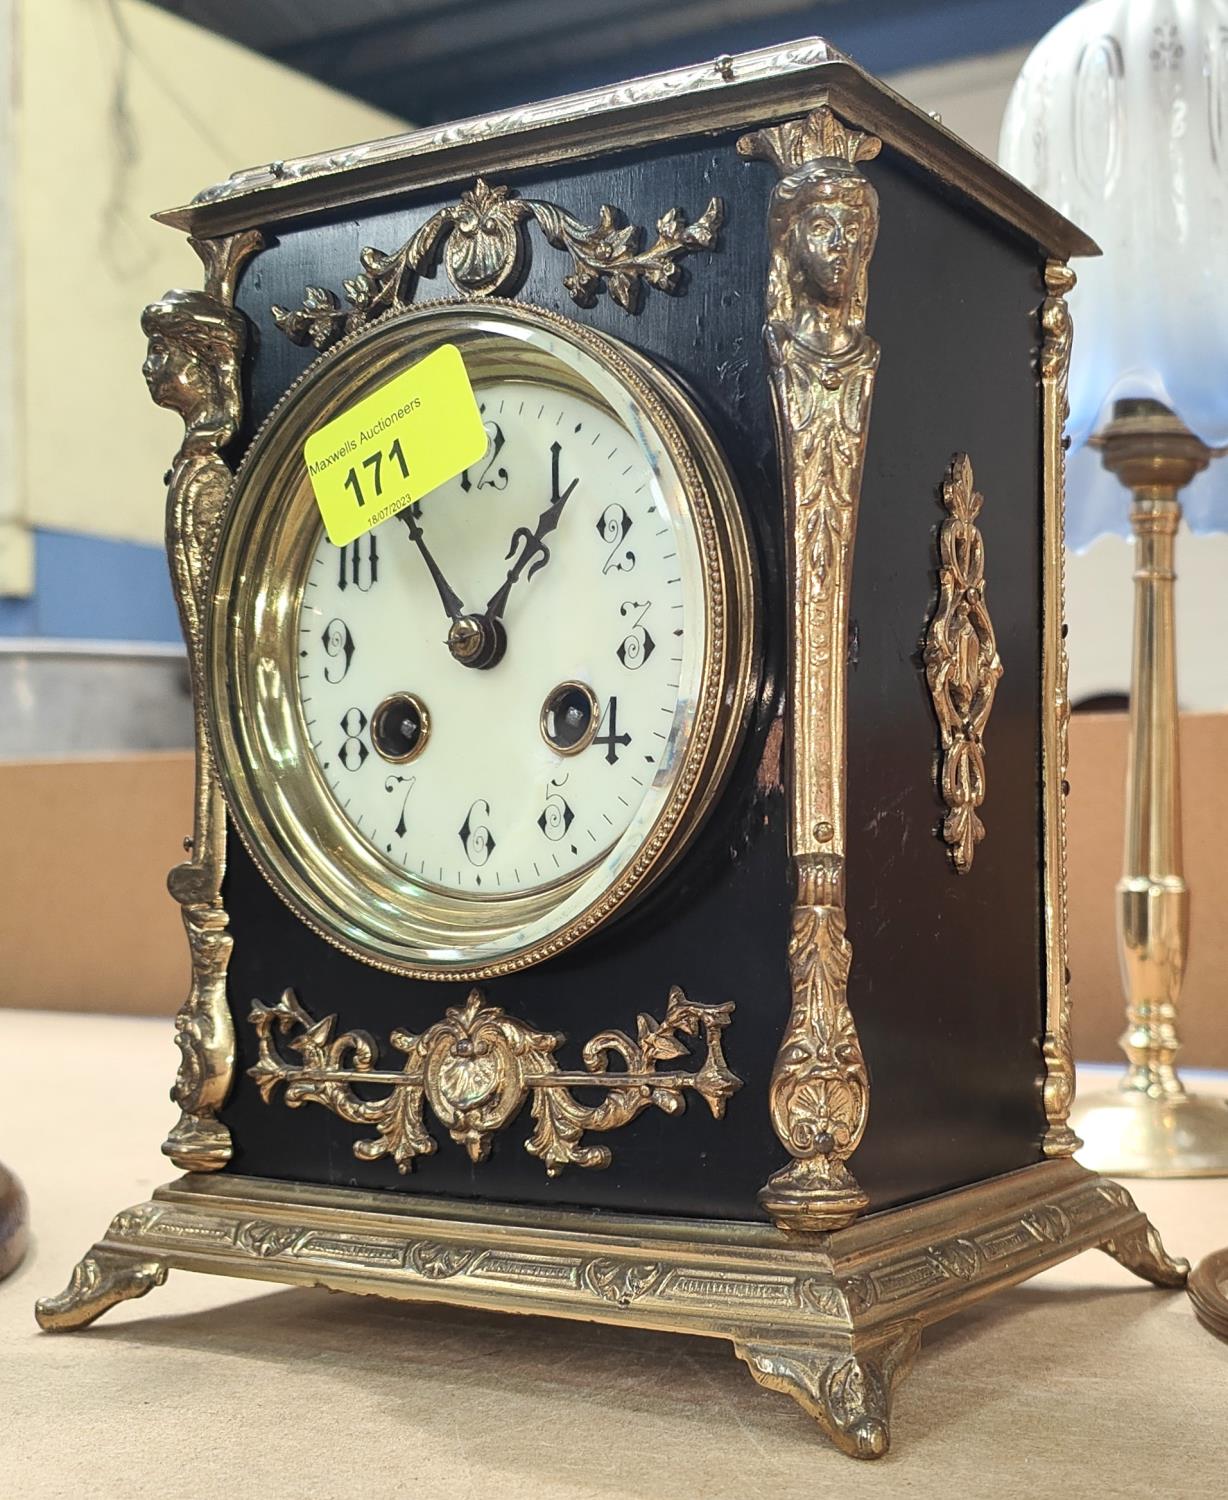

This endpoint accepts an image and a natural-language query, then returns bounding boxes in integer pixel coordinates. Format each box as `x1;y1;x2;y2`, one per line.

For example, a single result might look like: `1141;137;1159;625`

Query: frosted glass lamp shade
999;0;1228;546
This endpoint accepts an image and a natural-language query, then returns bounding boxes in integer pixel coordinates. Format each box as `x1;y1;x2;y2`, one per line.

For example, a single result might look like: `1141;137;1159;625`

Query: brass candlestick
1072;398;1228;1176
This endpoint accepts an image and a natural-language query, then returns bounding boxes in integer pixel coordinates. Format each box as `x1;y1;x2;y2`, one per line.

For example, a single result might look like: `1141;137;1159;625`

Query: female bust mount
141;288;248;633
738;107;882;589
766;161;877;363
140;290;250;925
739;108;881;456
141;289;247;457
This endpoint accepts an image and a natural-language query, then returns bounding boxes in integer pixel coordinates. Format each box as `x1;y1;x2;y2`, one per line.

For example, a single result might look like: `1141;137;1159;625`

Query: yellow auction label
303;344;489;547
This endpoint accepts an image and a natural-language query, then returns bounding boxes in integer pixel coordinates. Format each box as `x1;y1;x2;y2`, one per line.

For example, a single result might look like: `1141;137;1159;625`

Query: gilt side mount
924;453;1004;874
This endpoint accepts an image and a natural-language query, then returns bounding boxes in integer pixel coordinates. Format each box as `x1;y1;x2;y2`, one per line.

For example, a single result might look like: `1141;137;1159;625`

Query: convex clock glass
208;305;755;974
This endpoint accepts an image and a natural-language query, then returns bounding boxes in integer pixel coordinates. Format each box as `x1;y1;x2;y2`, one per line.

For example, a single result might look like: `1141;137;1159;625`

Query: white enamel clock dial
296;379;692;897
208;304;754;977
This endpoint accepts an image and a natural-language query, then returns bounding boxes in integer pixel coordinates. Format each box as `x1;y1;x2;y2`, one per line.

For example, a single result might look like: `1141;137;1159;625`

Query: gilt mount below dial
248;985;740;1176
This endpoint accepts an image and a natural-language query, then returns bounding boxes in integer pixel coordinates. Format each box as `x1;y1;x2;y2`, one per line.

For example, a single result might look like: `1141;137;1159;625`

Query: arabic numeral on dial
593;696;631;765
336;535;379;592
597;503;635;574
537;776;574;842
321;618;355;683
458;419;508;491
338;707;369;770
459;798;495;865
384;773;416;838
616;600;655;669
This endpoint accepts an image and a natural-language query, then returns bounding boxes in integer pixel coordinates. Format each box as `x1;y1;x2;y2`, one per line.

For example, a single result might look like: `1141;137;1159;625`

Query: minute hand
484;441;578;621
399;503;466;623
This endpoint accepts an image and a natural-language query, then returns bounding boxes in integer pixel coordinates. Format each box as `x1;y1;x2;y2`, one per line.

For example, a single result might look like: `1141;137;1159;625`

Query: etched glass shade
1000;0;1228;546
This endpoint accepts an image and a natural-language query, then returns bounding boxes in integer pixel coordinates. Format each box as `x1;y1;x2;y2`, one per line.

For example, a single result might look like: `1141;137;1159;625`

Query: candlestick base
1072;1087;1228;1178
0;1162;29;1280
1188;1249;1228;1340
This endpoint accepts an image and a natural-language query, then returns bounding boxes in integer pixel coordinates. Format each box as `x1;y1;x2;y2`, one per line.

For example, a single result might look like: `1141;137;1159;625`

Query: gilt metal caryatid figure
140;230;262;1175
738;106;880;1233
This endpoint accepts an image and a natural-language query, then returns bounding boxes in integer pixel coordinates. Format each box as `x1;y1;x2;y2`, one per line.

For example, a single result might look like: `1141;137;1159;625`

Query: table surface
2;1010;1226;1500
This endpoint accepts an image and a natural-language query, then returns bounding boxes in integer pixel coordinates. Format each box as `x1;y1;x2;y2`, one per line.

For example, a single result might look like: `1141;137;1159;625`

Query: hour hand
399;504;466;623
484;441;577;622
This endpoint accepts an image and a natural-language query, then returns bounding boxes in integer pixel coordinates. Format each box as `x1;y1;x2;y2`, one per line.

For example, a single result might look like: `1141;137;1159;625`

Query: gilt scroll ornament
248;986;739;1176
738;106;880;1232
924;453;1004;875
141;229;262;1171
272;178;723;349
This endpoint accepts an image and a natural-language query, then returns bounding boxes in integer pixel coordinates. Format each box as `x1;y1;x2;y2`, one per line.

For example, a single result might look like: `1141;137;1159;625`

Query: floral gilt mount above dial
272;179;724;349
249;986;740;1176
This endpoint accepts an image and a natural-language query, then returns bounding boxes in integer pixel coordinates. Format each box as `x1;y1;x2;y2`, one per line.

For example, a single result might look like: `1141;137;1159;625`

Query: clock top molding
156;37;1096;263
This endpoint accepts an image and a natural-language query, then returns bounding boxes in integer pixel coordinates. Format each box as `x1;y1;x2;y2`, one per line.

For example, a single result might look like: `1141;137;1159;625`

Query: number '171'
342;437;409;509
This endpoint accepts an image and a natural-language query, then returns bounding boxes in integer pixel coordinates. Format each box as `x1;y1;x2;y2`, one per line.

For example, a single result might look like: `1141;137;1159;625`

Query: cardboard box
2;722;1223;1072
0;753;192;1014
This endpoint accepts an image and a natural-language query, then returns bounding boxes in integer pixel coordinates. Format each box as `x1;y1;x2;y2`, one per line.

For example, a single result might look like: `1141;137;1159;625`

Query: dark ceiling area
147;0;1073;128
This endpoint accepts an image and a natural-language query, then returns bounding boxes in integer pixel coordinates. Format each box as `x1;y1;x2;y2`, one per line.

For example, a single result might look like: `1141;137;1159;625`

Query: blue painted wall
4;0;1071;645
471;0;1076;115
806;0;1074;76
0;529;181;643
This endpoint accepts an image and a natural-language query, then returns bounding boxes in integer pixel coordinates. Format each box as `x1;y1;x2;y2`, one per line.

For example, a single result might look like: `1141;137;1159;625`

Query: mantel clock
38;39;1187;1459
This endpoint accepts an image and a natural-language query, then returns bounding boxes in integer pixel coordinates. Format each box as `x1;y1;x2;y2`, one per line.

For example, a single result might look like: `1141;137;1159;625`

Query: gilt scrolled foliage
248;985;739;1176
272;178;723;348
923;453;1004;876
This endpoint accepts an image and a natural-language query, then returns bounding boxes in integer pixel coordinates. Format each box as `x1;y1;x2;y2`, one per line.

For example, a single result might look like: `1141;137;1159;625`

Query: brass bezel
206;300;757;979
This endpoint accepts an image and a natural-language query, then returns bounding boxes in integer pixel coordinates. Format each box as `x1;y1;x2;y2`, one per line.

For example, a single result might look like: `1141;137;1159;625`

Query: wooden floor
3;1010;1226;1498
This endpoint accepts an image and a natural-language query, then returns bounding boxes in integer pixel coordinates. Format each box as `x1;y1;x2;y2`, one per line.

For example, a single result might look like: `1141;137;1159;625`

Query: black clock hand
398;504;466;623
484;441;578;622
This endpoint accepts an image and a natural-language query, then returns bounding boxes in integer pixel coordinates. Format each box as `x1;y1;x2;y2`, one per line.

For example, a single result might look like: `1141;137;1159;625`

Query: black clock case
216;124;1056;1225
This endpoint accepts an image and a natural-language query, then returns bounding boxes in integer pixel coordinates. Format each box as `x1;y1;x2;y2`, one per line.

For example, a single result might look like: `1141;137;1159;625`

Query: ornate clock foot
1101;1217;1189;1288
735;1323;920;1460
35;1248;169;1332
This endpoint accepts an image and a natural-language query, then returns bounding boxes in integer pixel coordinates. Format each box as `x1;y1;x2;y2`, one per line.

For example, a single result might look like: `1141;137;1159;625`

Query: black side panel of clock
220;128;1047;1219
842;147;1051;1204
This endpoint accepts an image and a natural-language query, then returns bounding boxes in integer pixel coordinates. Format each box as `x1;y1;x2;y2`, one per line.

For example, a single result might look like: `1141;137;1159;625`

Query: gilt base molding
35;1159;1186;1458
